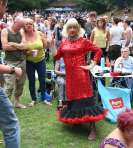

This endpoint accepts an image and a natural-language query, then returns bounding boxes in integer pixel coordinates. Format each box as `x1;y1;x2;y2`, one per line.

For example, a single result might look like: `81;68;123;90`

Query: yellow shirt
26;34;45;63
93;28;107;48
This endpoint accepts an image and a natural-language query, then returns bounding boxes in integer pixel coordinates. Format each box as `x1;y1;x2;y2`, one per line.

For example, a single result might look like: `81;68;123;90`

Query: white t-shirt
110;25;124;46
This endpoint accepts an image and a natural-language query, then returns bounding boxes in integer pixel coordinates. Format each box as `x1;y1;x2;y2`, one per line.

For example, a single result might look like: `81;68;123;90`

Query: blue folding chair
98;80;131;123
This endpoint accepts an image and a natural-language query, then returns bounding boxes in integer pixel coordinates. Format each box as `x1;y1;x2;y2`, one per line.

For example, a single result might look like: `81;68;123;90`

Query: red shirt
54;37;102;101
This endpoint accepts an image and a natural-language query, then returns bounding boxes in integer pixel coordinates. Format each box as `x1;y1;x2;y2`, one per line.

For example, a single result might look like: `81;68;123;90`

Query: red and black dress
54;37;107;124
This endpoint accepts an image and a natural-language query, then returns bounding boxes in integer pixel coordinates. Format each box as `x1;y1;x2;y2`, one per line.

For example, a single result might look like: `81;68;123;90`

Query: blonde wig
62;18;85;38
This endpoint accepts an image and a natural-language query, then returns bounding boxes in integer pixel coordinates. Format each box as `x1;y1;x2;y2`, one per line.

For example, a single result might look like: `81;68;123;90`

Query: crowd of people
0;0;133;147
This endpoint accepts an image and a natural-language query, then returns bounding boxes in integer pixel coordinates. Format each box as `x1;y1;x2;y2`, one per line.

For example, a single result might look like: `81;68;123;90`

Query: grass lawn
0;57;116;148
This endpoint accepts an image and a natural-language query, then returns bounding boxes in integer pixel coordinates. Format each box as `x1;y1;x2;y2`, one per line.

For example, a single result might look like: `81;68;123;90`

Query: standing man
1;16;26;108
0;0;21;147
85;11;97;64
108;17;124;65
34;14;45;33
85;11;97;39
54;20;64;48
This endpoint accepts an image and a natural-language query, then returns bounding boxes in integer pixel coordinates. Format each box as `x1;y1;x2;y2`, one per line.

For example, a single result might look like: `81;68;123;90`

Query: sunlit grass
0;57;116;148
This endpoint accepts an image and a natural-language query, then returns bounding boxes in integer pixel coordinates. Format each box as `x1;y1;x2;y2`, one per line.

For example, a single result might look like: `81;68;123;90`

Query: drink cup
32;49;38;57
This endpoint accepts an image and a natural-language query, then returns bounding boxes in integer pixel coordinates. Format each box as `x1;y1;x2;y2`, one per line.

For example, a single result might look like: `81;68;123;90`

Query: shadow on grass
61;124;90;138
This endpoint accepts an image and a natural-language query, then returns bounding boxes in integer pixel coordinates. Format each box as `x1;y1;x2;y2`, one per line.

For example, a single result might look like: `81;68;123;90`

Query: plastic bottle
100;57;105;71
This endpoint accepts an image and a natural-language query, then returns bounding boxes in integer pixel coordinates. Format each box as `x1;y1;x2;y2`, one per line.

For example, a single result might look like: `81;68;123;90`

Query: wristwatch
9;66;16;74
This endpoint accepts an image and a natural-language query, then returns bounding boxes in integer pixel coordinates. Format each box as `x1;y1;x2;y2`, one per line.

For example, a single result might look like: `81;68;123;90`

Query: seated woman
100;109;133;148
55;57;66;109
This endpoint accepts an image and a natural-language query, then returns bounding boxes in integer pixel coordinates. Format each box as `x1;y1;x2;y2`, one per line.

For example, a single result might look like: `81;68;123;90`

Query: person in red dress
52;18;107;140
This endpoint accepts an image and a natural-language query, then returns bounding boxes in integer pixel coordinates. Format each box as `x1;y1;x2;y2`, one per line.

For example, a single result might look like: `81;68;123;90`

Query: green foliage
8;0;49;11
7;0;133;13
76;0;107;13
75;0;133;14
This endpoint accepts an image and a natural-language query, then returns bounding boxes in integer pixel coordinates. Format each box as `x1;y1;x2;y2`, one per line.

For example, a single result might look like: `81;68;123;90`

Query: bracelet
9;66;15;74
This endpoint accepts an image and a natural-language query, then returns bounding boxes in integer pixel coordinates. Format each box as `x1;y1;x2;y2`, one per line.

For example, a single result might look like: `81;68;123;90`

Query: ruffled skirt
57;97;107;124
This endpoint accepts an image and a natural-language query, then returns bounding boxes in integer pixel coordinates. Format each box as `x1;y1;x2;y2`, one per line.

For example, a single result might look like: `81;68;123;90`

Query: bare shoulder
124;28;131;34
20;29;25;36
1;28;8;40
20;29;24;34
1;28;8;34
93;27;97;32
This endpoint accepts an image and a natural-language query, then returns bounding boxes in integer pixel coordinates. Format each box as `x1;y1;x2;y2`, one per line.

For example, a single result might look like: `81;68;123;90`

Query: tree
117;0;127;8
8;0;49;11
7;0;133;13
75;0;108;13
74;0;133;13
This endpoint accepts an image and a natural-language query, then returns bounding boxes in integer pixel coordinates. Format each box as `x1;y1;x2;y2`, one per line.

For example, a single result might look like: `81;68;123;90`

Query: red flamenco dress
54;37;107;124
